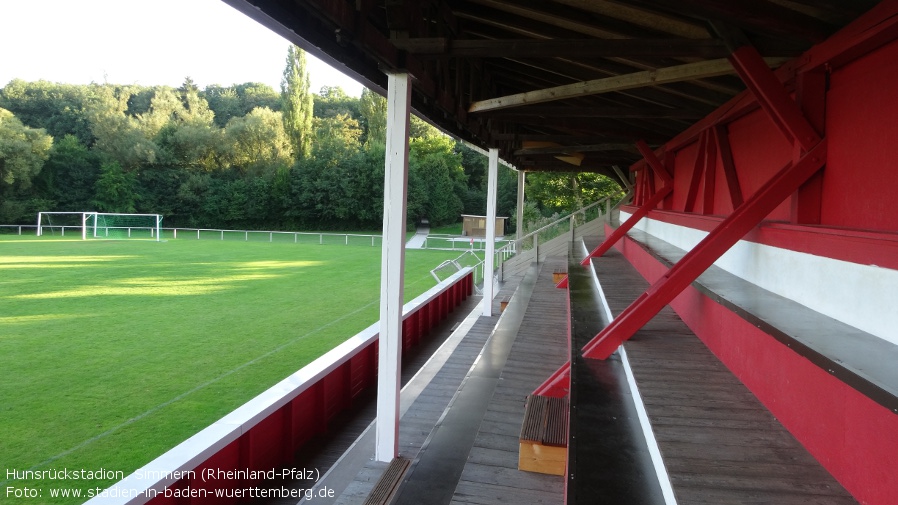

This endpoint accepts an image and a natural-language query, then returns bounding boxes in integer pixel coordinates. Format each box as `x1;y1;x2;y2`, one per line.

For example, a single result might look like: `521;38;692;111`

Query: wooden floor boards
451;257;569;504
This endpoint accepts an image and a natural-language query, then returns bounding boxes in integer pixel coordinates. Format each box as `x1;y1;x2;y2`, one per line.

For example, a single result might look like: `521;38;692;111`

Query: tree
281;45;314;159
85;85;157;170
314;86;361;121
236;83;281;113
93;161;137;212
290;114;364;227
359;88;387;148
0;107;53;193
38;134;100;211
408;134;466;226
224;107;292;175
525;172;623;216
0;79;94;144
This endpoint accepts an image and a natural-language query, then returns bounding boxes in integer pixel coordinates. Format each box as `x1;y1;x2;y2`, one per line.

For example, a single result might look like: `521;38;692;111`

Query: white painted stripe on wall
621;211;898;346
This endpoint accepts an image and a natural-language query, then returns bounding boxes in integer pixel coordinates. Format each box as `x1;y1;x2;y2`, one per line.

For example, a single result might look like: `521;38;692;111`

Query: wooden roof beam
469;57;788;113
514;143;642;155
551;0;710;38
481;105;710;120
390;37;733;58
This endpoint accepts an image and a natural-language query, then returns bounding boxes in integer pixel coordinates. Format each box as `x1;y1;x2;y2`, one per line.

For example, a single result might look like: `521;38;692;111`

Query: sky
0;0;365;96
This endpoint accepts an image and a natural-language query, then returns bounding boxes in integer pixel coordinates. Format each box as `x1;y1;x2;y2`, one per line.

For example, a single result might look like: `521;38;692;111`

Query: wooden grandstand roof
223;0;877;183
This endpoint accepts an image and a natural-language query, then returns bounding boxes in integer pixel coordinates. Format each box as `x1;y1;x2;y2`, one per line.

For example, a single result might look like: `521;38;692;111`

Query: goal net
37;212;162;241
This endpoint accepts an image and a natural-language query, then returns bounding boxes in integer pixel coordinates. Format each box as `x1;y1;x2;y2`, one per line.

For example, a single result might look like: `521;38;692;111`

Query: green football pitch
0;236;469;503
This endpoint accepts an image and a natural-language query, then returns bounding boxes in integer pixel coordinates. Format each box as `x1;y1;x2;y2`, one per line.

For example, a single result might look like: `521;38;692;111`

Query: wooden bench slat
363;457;410;505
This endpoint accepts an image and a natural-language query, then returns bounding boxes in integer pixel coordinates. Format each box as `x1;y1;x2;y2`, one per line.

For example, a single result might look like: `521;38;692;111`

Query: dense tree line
0;46;618;233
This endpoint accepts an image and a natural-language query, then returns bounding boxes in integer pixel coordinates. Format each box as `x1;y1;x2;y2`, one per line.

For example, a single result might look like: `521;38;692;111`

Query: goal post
37;212;163;241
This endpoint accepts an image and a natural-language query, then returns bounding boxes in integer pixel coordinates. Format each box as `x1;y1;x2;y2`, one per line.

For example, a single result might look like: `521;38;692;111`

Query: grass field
0;236;465;503
427;222;463;235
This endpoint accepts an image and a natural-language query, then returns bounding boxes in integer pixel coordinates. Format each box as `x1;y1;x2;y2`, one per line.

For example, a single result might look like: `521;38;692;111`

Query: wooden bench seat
362;457;410;505
499;296;511;313
518;394;568;476
552;269;567;284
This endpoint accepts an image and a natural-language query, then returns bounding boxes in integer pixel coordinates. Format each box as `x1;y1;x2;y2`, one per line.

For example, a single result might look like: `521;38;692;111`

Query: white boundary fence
1;225;517;253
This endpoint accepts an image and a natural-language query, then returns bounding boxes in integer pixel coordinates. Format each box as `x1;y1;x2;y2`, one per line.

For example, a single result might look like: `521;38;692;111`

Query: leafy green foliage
281;46;314;159
359;88;387;147
526;171;623;216
203;82;281;127
223;106;291;175
0;71;620;232
0;79;94;144
39;134;101;210
93;161;137;212
0;107;53;191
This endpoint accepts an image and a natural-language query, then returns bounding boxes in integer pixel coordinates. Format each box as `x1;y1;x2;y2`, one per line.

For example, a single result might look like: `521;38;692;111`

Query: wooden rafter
514;143;639;155
390;37;733;58
479;105;710;120
468;58;789;113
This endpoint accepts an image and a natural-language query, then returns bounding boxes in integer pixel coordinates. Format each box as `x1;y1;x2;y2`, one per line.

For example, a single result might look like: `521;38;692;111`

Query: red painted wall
824;41;898;232
671;141;698;211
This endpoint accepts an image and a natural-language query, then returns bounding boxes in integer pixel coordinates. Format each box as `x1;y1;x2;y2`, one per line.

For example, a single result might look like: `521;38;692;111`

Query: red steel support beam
714;124;744;209
583;139;827;359
702;128;718;215
582;183;671;264
582;141;673;263
684;130;708;213
637;139;672;186
532;361;570;397
646;162;657;196
663;151;676;210
728;45;821;151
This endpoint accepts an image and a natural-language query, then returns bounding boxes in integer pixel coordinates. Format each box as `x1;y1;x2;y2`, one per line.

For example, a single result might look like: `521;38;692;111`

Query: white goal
37;212;162;241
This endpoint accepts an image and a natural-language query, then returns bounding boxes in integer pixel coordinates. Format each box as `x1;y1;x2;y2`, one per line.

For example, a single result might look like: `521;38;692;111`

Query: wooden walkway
450;257;568;505
326;273;527;504
261;290;485;505
589;244;857;504
307;259;569;505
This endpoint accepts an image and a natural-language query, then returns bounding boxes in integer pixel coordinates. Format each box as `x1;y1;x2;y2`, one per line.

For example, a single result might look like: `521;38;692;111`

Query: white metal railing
420;234;513;251
515;192;631;258
430;242;516;292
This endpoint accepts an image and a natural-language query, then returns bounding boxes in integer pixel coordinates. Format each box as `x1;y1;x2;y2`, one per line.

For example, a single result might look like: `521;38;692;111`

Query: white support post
483;148;499;316
375;72;411;463
81;213;87;241
36;213;43;237
516;170;525;243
